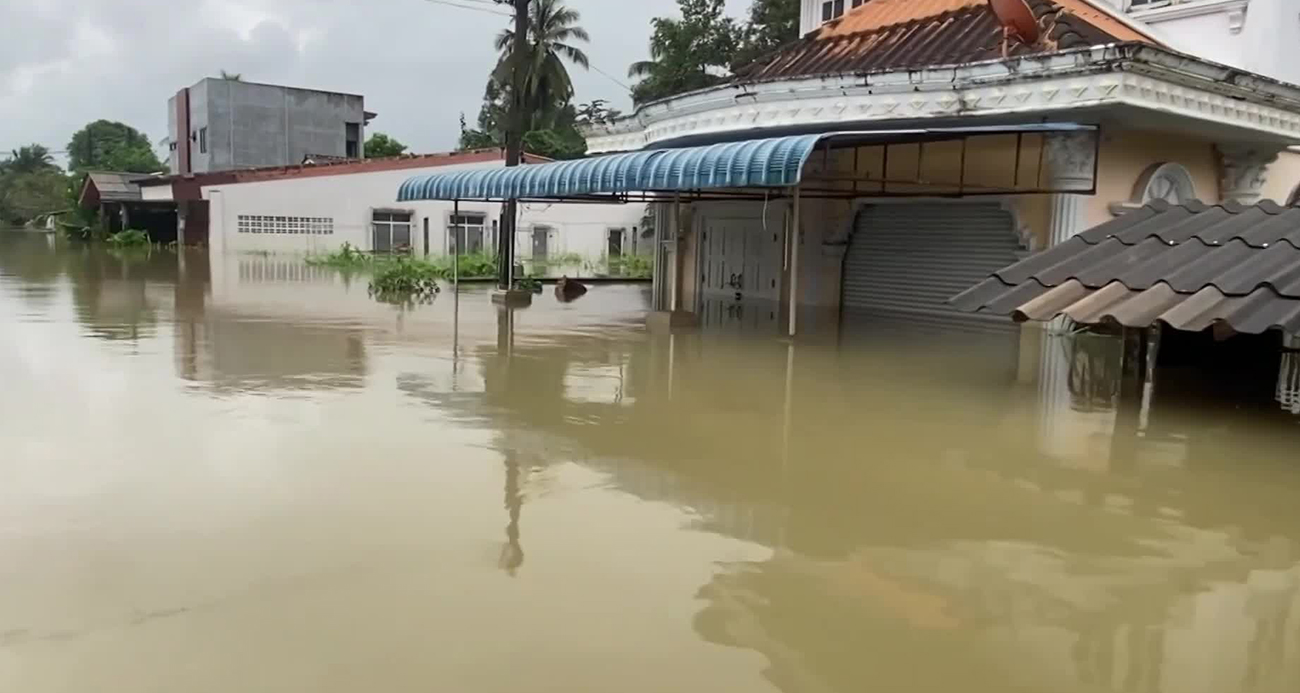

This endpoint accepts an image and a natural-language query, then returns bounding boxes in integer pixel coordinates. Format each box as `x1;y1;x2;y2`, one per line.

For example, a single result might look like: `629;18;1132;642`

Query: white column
1218;145;1279;205
788;186;801;337
1038;133;1097;432
1044;131;1097;247
670;193;681;312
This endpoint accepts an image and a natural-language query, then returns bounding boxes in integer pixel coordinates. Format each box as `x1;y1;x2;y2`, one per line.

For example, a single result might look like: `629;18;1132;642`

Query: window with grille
237;215;335;235
373;210;413;253
448;213;487;254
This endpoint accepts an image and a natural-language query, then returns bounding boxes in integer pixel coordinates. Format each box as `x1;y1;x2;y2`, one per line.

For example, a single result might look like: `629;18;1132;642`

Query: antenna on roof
986;0;1041;59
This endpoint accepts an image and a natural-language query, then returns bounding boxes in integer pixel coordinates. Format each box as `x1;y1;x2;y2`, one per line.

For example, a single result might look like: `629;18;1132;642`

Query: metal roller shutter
842;203;1022;334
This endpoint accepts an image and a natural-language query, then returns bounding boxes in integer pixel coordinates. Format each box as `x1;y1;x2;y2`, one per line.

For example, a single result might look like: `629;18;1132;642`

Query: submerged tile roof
951;200;1300;335
736;0;1159;83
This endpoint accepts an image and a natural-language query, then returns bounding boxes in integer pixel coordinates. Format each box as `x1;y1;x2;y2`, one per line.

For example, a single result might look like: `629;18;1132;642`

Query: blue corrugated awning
396;124;1099;202
397;134;824;202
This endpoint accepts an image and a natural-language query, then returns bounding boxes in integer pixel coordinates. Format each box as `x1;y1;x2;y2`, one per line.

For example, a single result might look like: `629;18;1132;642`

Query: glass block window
237;215;335;235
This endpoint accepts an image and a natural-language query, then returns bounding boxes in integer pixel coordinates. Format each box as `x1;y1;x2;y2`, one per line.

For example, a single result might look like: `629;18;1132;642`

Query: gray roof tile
951;200;1300;335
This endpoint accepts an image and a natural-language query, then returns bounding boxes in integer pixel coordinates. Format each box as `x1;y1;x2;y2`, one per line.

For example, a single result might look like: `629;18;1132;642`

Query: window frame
447;212;488;255
372;209;414;253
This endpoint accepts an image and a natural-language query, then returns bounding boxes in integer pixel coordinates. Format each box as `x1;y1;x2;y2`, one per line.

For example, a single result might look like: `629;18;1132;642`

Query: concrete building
168;78;372;175
139;150;647;275
564;0;1300;340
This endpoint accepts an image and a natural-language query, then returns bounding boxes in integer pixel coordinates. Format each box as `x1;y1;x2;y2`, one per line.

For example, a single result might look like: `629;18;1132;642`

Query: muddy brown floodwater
2;231;1299;693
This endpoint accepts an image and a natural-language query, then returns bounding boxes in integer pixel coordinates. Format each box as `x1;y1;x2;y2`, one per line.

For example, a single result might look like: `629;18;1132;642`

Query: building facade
586;0;1300;340
168;79;371;175
140;151;647;275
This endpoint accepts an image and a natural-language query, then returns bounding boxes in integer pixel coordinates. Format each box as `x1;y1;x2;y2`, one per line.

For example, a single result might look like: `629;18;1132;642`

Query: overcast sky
0;0;752;162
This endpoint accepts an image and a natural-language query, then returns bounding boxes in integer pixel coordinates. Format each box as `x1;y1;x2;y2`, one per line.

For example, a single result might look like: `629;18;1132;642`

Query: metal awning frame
398;125;1100;205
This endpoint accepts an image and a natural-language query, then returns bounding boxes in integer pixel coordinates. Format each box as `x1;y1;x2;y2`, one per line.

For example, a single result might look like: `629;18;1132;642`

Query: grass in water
306;242;373;270
607;254;652;278
430;251;498;279
369;258;441;305
105;229;152;248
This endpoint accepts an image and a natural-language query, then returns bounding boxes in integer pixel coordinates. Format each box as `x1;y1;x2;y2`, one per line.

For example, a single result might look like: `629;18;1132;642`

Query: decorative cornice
587;44;1300;154
1127;0;1249;26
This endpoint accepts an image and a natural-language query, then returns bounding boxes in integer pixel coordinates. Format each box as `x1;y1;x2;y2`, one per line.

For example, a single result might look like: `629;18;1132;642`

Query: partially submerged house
402;1;1298;329
138;150;648;272
77;171;177;243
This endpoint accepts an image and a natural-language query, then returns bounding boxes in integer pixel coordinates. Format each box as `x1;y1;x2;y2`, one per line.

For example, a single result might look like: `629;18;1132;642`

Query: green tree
67;120;163;173
0;170;69;227
459;113;500;151
732;0;800;71
493;0;590;132
628;0;738;106
3;145;58;175
460;2;592;161
364;132;409;158
575;99;623;125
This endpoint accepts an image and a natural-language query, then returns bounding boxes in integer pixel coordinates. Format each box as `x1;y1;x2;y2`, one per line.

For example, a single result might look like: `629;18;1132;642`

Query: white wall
201;161;645;265
1128;0;1300;86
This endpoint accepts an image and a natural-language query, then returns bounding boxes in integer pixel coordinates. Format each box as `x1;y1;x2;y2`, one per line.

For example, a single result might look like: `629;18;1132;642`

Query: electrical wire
422;0;512;18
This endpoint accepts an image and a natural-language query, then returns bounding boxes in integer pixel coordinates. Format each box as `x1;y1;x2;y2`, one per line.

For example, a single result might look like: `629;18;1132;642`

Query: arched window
1133;163;1198;205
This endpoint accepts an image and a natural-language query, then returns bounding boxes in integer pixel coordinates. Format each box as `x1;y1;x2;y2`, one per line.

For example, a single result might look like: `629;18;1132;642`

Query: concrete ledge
491;289;534;307
646;310;699;332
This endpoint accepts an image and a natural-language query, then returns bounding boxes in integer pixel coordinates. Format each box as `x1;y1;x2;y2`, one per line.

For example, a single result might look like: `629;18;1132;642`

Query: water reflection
2;233;1298;693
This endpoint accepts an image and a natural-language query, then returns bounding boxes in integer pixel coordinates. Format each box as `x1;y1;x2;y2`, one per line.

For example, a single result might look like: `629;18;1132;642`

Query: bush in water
369;258;440;304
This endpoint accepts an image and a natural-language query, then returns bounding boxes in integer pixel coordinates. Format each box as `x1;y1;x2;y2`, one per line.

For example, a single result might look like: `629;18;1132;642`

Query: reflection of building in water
177;315;366;390
236;257;337;284
175;257;368;390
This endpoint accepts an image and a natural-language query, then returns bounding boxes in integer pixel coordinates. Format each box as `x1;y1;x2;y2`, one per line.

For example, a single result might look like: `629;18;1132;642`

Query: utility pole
497;0;531;291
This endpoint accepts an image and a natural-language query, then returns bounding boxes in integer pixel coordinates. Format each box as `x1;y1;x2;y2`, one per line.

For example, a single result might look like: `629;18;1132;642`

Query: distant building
139;150;649;275
168;78;374;175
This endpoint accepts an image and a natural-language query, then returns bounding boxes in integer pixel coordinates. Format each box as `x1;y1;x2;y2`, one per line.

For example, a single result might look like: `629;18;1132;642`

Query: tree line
457;0;799;160
3;1;797;225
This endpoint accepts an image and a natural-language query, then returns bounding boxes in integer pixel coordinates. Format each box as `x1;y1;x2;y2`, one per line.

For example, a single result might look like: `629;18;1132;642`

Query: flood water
2;230;1299;693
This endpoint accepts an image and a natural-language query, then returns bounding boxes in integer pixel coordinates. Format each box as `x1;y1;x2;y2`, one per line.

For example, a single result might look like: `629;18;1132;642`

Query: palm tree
493;0;590;129
4;145;56;175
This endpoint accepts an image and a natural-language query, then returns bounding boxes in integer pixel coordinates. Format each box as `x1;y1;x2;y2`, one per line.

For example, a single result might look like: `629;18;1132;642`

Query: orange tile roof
819;0;1155;43
739;0;1161;83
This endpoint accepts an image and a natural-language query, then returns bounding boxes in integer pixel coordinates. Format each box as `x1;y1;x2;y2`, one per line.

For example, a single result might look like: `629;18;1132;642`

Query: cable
422;0;511;18
589;64;631;93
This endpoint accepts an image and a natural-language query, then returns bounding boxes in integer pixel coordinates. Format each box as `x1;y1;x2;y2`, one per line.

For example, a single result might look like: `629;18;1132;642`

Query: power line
422;0;511;17
590;64;631;93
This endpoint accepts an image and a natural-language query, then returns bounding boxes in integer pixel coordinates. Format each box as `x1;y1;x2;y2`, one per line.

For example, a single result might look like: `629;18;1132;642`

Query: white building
139;150;648;273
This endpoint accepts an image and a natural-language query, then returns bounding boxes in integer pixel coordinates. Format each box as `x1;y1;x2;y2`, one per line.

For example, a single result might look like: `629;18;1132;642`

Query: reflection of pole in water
499;450;525;576
1278;335;1300;414
782;342;795;474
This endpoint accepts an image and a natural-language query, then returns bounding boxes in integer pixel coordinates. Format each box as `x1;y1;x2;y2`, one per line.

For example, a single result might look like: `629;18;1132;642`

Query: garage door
842;203;1023;334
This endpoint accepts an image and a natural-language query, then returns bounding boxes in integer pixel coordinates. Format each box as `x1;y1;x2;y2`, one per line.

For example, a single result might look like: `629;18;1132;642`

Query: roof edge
1070;0;1167;46
584;43;1300;151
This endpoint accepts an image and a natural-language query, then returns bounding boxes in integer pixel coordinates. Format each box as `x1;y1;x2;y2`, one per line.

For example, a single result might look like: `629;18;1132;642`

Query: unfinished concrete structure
168;79;372;175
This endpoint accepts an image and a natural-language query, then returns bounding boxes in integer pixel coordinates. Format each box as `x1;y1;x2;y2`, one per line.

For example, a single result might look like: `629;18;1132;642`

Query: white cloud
0;0;751;157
